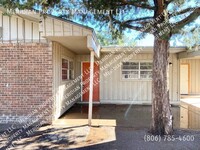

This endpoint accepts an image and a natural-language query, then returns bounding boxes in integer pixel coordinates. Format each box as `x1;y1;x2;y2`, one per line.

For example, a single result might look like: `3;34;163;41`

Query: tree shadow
2;104;197;150
0;124;88;150
67;127;200;150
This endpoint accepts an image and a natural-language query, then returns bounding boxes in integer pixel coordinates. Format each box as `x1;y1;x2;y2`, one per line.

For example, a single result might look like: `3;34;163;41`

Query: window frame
121;60;153;81
61;56;74;81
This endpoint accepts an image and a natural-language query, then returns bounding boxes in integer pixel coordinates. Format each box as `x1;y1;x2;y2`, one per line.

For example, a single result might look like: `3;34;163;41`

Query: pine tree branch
169;7;198;17
122;17;153;24
116;0;155;10
172;7;200;34
121;23;147;32
109;15;150;33
164;0;176;5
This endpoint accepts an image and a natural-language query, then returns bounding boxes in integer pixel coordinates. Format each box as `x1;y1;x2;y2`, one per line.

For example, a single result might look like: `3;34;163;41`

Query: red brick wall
0;43;53;124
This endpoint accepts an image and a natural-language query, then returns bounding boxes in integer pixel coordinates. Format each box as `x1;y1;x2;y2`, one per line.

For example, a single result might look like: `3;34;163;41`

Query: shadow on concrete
0;124;88;150
3;104;200;150
60;104;180;129
67;127;200;150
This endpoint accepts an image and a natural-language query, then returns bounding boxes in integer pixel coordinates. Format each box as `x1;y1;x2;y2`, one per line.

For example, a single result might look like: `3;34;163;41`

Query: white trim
88;51;94;125
181;93;200;95
61;55;73;63
87;35;100;58
101;46;186;54
100;100;151;104
61;56;74;83
178;50;200;59
121;60;153;81
139;62;141;79
124;60;153;62
178;59;181;101
98;100;180;105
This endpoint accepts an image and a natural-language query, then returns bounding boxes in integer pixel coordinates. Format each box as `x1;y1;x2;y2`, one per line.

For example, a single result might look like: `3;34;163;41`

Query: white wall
75;53;180;104
42;17;92;37
180;59;200;94
52;42;78;119
0;11;43;42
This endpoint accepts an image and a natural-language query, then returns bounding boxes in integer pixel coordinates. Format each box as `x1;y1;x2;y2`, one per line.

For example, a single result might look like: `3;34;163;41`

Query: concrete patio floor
181;95;200;107
180;95;200;129
1;104;200;150
54;104;180;129
2;124;200;150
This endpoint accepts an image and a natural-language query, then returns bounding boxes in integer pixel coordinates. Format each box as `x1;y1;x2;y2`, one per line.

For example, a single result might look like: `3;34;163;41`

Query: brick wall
0;43;53;124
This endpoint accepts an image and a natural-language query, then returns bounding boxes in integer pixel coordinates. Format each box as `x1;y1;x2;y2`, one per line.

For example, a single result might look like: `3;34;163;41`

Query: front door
82;62;99;102
180;64;189;94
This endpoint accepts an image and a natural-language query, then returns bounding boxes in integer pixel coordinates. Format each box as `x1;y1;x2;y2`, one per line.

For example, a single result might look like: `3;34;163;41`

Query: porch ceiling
186;56;200;59
47;36;90;54
178;50;200;59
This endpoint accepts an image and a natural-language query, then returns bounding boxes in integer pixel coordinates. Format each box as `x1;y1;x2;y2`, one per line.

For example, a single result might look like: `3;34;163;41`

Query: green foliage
0;0;199;47
182;27;200;50
96;30;136;46
0;0;61;12
79;0;199;44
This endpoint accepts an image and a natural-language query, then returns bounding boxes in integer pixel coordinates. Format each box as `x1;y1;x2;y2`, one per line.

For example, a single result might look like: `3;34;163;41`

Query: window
62;58;74;80
140;62;152;79
122;62;152;79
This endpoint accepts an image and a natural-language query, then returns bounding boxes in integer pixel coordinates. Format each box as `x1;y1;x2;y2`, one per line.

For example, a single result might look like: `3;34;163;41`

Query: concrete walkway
1;125;200;150
1;104;200;150
54;104;180;128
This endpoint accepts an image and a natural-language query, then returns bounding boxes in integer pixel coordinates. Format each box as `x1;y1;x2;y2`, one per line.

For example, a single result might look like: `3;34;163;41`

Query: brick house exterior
0;43;53;124
0;7;99;124
0;7;199;126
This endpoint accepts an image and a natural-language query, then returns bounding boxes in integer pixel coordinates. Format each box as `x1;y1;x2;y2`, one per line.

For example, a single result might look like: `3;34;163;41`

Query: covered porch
40;15;101;125
53;104;181;128
178;48;200;129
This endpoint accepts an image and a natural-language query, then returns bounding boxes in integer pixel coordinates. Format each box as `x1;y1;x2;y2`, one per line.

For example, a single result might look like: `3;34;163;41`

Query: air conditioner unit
0;27;2;39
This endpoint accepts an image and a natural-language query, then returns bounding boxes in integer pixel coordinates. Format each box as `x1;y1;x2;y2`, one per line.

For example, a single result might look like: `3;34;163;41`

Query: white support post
88;51;94;126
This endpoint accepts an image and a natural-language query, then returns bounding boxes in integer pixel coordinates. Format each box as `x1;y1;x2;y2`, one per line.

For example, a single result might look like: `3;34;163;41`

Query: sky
40;0;200;47
69;0;200;47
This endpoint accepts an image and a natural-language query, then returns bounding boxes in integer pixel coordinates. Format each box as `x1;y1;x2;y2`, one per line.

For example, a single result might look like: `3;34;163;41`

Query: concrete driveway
1;124;200;150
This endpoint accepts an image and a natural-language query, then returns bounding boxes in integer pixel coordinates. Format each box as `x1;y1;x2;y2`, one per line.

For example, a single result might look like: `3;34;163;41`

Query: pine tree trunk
151;37;173;135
